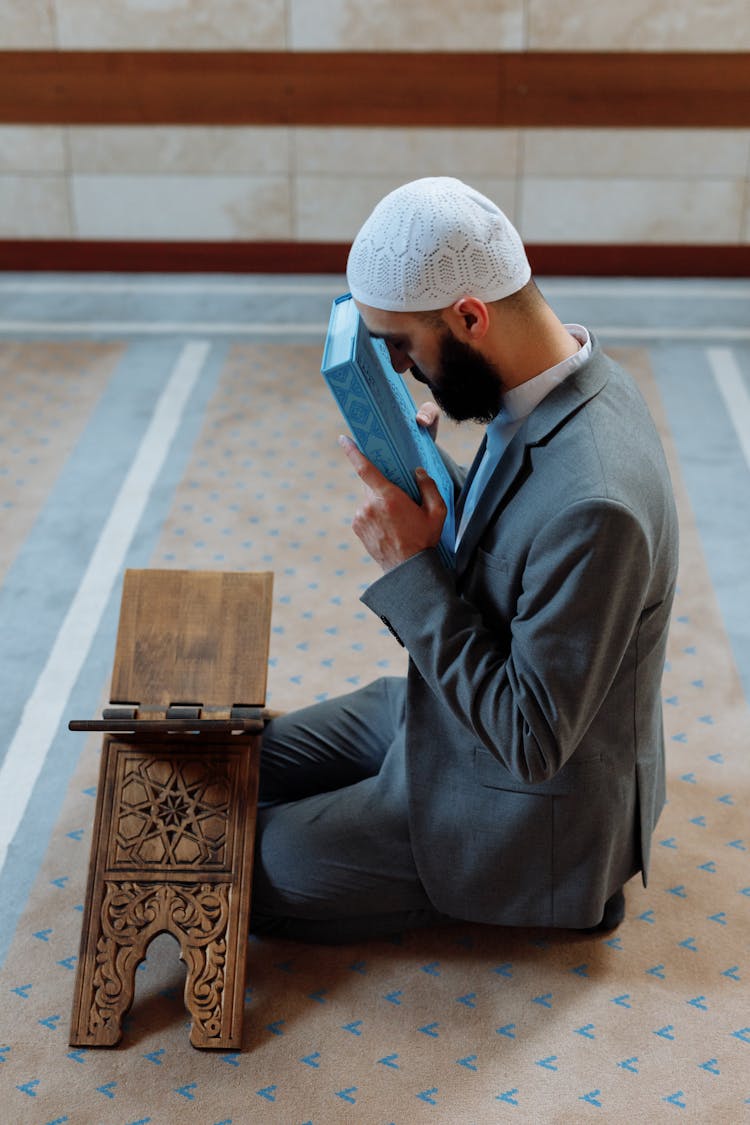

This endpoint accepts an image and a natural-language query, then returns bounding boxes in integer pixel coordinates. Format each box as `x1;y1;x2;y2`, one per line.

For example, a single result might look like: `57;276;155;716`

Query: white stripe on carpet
708;346;750;471
0;340;210;876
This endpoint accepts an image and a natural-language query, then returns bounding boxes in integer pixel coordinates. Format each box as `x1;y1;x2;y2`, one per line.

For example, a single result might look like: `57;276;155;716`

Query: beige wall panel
294;127;520;179
295;174;517;241
289;0;524;50
523;129;750;179
520;177;745;243
69;126;291;174
71;174;292;239
527;0;750;49
54;0;286;48
0;127;66;173
1;0;57;46
0;176;71;236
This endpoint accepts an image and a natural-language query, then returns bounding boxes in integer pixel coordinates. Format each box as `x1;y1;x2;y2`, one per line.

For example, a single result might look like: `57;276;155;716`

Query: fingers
416;401;440;439
415;467;448;523
338;434;389;492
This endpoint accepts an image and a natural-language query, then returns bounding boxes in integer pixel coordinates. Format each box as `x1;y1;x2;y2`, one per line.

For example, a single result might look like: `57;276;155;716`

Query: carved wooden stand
68;568;273;1050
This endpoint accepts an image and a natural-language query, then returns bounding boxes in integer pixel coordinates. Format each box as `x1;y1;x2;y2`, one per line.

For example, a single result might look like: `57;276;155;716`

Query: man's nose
385;341;412;374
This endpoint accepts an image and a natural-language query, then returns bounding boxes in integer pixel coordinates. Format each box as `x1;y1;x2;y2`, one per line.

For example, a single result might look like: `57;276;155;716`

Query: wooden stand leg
70;736;259;1049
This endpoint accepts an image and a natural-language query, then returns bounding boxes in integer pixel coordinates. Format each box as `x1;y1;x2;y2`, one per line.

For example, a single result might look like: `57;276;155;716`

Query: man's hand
415;400;440;440
338;435;447;572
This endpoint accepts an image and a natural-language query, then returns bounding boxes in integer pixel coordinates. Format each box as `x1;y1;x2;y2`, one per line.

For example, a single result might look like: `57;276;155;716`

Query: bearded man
250;177;679;943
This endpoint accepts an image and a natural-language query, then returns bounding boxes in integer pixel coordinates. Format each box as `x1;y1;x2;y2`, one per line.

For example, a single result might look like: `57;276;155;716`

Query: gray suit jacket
361;339;679;928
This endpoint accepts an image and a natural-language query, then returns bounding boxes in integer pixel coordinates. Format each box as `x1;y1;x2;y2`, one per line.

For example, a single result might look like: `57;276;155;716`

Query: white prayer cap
346;177;531;313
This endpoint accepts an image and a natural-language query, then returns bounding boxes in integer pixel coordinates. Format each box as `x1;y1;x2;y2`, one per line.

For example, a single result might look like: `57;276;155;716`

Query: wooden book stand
68;568;273;1050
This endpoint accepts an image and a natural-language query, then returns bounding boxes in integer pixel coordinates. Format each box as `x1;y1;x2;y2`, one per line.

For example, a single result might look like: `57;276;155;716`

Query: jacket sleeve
360;496;655;784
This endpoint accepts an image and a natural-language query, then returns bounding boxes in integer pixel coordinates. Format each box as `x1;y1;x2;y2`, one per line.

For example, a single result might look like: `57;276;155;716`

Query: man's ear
447;297;490;341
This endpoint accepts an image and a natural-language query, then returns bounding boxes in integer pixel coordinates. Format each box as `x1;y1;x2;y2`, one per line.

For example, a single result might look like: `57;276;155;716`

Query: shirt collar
497;324;591;426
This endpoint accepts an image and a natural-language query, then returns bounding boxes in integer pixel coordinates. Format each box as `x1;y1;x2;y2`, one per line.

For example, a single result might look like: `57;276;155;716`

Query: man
250;177;679;943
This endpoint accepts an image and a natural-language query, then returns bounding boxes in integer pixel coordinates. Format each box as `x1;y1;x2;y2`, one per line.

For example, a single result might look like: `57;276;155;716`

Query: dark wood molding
0;50;748;127
1;239;748;277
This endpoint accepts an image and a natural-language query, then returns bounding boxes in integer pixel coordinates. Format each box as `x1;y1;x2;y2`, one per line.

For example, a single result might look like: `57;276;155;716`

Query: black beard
411;331;504;424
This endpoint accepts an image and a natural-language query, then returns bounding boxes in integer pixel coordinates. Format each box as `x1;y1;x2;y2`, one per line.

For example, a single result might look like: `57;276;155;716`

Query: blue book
321;293;455;568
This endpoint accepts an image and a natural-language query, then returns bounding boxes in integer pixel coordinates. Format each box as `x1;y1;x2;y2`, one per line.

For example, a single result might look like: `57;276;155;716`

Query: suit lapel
454;340;610;577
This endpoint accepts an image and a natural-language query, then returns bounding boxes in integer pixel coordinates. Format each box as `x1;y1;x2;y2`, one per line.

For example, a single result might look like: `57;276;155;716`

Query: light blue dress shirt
456;325;592;543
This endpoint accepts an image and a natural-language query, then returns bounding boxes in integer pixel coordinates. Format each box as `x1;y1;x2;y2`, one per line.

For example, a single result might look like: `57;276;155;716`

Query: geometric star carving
114;755;233;868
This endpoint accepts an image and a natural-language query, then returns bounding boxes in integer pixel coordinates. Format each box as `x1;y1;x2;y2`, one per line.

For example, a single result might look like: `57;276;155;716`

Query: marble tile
294;128;520;180
71;175;292;239
54;0;286;48
1;0;57;46
68;127;291;175
0;128;67;174
0;176;71;237
520;177;745;243
527;0;749;49
289;0;524;50
294;174;517;241
523;129;750;179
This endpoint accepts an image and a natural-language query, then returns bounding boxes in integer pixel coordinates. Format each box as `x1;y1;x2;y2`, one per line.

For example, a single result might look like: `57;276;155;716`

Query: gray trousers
250;677;451;943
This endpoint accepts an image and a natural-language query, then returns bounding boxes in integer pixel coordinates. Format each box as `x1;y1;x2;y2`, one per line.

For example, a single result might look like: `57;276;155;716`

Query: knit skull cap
346;176;531;313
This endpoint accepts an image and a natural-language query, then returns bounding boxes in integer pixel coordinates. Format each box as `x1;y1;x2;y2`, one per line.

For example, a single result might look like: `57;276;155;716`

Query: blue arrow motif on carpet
144;1049;164;1065
175;1083;196;1100
97;1082;117;1099
16;1079;40;1097
492;962;513;978
38;1014;61;1030
533;993;553;1007
536;1056;558;1070
336;1087;357;1104
416;1088;438;1105
300;1052;321;1068
575;1024;596;1039
579;1090;602;1107
384;989;403;1004
418;1022;439;1037
496;1023;516;1038
663;1091;686;1108
687;996;708;1010
731;1027;750;1043
456;992;477;1007
618;1057;639;1073
457;1055;478;1071
342;1020;363;1036
722;966;740;981
496;1089;519;1105
265;1019;285;1035
699;1059;720;1074
256;1085;277;1101
378;1054;400;1068
421;961;441;975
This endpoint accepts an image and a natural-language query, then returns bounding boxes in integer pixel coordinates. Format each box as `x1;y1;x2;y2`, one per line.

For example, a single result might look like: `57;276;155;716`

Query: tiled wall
6;0;750;50
2;1;749;247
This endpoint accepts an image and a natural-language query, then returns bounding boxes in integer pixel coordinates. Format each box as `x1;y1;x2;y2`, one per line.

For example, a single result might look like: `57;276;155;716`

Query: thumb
415;468;447;521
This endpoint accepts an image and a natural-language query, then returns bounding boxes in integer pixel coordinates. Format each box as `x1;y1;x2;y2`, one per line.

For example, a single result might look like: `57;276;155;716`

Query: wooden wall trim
1;240;748;277
1;51;748;127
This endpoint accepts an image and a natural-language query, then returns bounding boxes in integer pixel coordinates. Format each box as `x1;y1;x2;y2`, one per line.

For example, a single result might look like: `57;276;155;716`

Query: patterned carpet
0;277;748;1123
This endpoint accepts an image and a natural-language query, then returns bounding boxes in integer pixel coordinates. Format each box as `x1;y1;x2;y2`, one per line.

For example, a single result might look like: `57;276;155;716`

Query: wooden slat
0;239;748;277
110;569;274;708
0;50;747;127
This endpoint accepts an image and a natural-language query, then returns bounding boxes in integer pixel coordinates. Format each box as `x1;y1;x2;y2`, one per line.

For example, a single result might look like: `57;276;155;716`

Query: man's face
356;303;504;425
411;330;504;424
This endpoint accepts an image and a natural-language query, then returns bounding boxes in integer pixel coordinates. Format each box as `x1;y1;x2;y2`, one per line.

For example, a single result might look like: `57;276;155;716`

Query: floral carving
86;880;230;1046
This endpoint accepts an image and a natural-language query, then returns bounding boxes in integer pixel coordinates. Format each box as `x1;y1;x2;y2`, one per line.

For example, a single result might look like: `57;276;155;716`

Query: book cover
321;293;455;568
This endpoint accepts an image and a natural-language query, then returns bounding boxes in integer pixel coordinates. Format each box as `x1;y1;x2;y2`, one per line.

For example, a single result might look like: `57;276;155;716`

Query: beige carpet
1;342;748;1123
